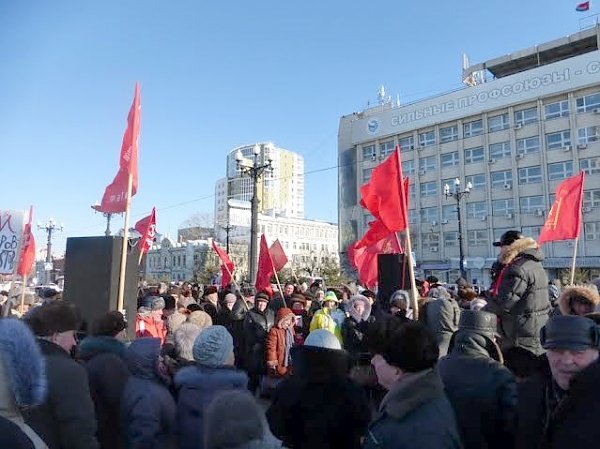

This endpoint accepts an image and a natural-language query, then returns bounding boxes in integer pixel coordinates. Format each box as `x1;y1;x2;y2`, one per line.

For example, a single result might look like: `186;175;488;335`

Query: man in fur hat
557;284;600;316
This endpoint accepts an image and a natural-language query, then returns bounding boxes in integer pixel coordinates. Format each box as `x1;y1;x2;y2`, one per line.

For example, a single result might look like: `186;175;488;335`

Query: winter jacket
309;307;342;343
341;296;373;359
363;368;462;449
135;313;167;344
78;336;130;449
423;297;461;357
487;237;551;356
558;284;600;316
23;339;98;449
174;364;248;449
438;331;517;449
267;345;370;449
200;300;219;322
121;338;176;449
265;308;296;377
243;306;275;375
216;298;248;368
292;310;310;345
0;416;37;449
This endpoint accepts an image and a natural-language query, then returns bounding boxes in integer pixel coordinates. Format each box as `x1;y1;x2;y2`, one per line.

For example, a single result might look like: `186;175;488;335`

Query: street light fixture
235;143;273;286
444;178;472;279
37;218;64;284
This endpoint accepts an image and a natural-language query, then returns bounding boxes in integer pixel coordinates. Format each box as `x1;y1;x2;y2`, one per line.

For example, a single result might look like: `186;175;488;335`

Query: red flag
212;241;235;288
97;83;142;213
17;206;35;277
135;207;156;255
576;1;590;11
538;172;585;244
348;232;402;289
360;147;409;231
255;234;274;296
269;239;288;272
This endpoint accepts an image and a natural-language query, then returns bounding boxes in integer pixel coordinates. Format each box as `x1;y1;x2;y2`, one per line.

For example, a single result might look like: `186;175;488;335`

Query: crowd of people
0;230;600;448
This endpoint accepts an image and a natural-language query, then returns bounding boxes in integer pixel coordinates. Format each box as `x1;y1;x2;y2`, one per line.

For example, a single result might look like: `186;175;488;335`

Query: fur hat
25;301;81;336
428;286;451;300
188;310;213;331
192;325;233;366
174;322;201;361
559;284;600;316
167;311;189;334
204;286;218;296
91;311;127;337
223;293;237;305
255;292;270;303
289;293;306;306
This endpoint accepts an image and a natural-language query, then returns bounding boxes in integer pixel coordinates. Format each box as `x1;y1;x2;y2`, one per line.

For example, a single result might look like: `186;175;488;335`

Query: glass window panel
464;146;484;164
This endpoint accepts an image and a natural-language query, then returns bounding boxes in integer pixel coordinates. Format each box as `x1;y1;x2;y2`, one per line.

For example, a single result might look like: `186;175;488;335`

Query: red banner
255;234;274;296
17;206;35;277
212;241;235;288
135;207;156;255
348;232;402;289
269;239;288;272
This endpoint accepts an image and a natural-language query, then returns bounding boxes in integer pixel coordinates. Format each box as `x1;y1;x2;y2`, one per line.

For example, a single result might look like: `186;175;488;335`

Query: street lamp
91;203;118;237
37;218;64;284
235;143;273;286
444;178;472;279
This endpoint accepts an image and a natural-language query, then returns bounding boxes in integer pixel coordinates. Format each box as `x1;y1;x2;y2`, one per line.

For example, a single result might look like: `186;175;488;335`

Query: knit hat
323;291;339;304
167;311;188;334
174;322;201;361
192;325;234;366
91;311;127;337
187;310;213;331
304;329;341;350
223;293;237;305
541;315;600;351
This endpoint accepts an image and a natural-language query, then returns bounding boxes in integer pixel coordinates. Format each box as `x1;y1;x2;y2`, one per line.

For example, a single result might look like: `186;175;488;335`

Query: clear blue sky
0;0;590;253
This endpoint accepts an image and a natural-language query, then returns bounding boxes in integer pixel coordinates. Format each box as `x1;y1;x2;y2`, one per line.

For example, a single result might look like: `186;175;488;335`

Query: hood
448;331;502;362
290;345;350;382
347;295;371;322
500;237;541;265
559;284;600;316
126;337;160;380
0;319;47;416
276;308;294;326
78;335;126;361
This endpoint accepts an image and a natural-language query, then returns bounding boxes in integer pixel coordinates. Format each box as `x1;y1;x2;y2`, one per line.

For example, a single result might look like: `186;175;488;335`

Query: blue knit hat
192;325;233;366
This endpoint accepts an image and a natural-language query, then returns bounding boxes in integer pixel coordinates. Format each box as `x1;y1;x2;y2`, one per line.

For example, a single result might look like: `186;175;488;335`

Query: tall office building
338;26;600;285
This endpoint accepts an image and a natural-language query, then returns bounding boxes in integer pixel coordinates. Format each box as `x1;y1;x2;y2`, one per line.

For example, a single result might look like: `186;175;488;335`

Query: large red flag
134;207;156;255
269;239;288;272
538;172;585;245
348;232;402;289
17;206;35;277
212;241;235;288
360;147;409;232
97;83;142;213
255;234;275;296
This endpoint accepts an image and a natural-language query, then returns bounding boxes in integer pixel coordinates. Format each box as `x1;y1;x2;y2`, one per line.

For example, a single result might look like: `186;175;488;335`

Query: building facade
144;237;211;282
339;26;600;285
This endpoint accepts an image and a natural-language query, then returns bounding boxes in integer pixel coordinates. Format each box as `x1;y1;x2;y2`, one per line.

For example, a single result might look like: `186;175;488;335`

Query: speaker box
63;236;139;334
377;253;411;308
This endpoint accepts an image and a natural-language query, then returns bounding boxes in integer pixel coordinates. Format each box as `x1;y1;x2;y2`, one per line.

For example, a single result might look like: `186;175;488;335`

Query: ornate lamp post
37;218;64;284
444;178;472;279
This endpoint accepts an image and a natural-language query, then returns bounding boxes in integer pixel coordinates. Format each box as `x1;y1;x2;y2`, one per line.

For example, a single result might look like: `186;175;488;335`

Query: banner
135;207;156;255
0;210;25;275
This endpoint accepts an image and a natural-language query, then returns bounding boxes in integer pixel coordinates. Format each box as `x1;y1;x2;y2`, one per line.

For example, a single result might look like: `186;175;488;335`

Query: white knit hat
304;329;341;350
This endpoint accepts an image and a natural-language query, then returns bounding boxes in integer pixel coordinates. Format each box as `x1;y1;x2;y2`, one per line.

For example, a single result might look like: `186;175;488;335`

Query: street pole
444;179;471;281
105;213;112;237
38;219;63;285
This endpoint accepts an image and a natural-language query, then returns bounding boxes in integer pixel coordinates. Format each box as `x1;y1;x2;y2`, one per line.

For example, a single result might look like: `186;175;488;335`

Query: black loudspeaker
377;253;411;308
63;236;139;334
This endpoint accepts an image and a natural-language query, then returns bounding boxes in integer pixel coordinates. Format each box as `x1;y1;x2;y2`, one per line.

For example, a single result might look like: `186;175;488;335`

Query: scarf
283;327;294;368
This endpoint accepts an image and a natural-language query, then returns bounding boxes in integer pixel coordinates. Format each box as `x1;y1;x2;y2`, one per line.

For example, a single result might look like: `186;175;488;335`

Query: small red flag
97;83;141;213
255;234;275;296
538;172;585;245
134;207;156;255
212;241;235;288
17;206;36;277
576;1;590;12
269;239;288;272
348;231;402;289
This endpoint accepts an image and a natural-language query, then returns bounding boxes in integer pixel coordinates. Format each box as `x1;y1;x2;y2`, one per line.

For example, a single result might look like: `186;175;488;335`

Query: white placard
0;210;24;275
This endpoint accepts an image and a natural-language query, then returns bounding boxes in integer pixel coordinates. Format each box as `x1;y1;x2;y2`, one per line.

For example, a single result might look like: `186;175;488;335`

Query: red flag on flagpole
97;83;142;213
212;241;235;288
256;235;275;296
269;239;288;272
576;1;590;12
17;206;35;277
348;232;402;289
538;172;585;245
134;207;157;255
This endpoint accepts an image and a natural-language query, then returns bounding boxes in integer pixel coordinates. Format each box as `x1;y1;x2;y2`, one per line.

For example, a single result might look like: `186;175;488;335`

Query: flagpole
291;267;301;285
569;237;579;285
117;172;134;312
273;270;287;308
19;274;27;313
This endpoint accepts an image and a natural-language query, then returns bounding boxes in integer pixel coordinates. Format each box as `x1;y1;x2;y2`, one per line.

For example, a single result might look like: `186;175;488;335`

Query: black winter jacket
216;299;248;368
243;306;275;374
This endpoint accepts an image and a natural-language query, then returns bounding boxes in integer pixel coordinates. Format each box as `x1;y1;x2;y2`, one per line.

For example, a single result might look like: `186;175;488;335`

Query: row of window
262;224;336;240
148;254;188;269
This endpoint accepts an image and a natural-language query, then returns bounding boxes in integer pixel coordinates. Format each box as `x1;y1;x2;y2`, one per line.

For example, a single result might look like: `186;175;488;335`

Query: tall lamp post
91;204;117;237
37;218;64;284
235;143;273;286
444;178;472;280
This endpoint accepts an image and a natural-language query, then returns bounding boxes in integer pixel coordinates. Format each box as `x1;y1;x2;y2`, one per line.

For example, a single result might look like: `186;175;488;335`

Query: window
420;207;439;224
545;130;571;150
440;125;458;143
488;113;509;132
581;157;600;175
402;160;415;176
576;92;600;112
419;130;436;147
516;136;540;154
494;228;511;242
489;141;511;159
544;100;569;120
466;201;487;219
491;170;513;188
519;196;544;214
585;222;600;240
514;107;538;126
444;231;458;247
578;126;600;145
465;174;486;191
547;161;573;181
362;144;376;160
362;168;373;182
584;189;600;208
379;140;395;158
408;209;417;224
441;152;459;168
518;166;542;184
463;119;483;137
421;232;440;251
464;146;484;164
419;155;437;172
522;226;542;240
420;181;438;197
492;199;515;216
442;205;455;221
398;135;414;151
468;230;489;246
